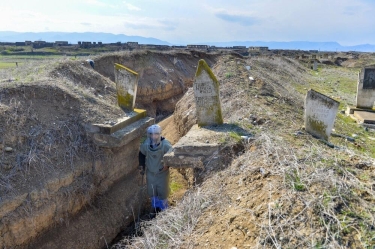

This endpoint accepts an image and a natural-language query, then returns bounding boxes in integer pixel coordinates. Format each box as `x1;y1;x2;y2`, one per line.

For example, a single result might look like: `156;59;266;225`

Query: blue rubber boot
159;199;168;211
151;196;160;209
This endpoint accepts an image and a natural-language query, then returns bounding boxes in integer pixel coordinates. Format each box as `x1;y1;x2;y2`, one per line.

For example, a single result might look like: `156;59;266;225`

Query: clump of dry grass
113;55;375;248
112;181;225;248
114;131;375;248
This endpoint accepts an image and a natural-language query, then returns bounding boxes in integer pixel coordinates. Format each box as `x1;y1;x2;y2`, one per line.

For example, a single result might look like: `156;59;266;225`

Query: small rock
201;202;209;209
352;134;358;138
240;135;248;140
260;168;265;175
5;147;13;152
206;140;209;143
293;131;304;136
3;163;13;170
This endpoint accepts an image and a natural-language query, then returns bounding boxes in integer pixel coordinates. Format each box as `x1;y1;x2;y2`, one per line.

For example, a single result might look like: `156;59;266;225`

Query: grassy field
289;62;375;158
0;61;20;69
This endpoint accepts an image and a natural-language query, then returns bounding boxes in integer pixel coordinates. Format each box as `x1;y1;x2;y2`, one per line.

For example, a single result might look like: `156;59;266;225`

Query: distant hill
0;31;170;45
202;41;375;52
0;31;374;52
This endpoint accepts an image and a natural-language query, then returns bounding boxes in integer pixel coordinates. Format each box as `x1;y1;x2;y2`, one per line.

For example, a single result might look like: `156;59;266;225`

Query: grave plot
347;67;375;126
193;59;223;126
304;89;340;140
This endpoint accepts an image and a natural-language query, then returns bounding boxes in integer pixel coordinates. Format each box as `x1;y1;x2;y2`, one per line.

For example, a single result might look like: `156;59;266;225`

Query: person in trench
139;124;172;214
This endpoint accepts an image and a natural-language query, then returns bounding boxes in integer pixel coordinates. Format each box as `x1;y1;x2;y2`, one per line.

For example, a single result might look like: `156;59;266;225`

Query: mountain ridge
0;31;374;52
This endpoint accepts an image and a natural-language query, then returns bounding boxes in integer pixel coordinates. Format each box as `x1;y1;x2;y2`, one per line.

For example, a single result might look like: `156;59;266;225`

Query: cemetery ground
1;50;375;248
115;54;375;248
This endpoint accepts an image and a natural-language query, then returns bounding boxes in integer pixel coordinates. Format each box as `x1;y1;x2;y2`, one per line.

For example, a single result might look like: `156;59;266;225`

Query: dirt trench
0;51;221;249
94;51;219;118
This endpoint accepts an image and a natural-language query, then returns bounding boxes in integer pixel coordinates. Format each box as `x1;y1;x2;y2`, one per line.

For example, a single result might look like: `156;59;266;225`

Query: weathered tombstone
114;63;139;112
193;59;223;126
304;89;340;140
356;67;375;109
313;60;318;71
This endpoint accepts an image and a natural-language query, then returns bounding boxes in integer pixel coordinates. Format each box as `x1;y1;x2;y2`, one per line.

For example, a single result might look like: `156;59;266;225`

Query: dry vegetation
113;54;375;248
2;51;375;248
0;56;124;200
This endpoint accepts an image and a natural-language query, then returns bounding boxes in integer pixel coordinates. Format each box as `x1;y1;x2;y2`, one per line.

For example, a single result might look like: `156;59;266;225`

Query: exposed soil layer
0;50;218;248
94;51;220;117
113;53;375;249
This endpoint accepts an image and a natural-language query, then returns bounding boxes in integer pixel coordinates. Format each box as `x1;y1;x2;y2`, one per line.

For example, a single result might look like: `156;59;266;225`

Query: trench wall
0;137;145;249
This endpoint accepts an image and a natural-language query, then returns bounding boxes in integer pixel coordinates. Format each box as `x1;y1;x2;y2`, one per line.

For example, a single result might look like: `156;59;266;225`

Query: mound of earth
0;50;221;248
93;50;220;117
114;53;375;249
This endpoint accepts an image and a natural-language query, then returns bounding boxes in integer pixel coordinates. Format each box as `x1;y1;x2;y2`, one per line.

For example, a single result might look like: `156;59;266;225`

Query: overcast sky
1;0;374;45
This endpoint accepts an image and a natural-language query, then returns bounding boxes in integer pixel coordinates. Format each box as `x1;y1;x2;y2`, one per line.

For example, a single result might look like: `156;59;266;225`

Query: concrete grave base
346;106;375;115
164;125;224;168
92;116;154;148
354;111;375;124
89;109;147;134
346;106;375;125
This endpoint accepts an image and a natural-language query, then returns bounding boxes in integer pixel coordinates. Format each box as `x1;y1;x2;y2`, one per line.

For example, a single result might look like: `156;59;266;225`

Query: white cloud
0;0;375;45
82;0;108;7
124;2;141;11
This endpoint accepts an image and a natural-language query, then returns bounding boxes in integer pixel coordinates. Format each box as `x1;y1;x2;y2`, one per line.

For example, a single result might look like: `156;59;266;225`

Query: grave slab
356;67;375;109
304;89;340;140
114;63;139;112
353;111;375;124
346;106;375;115
163;125;223;168
92;116;154;148
193;59;223;126
90;109;147;135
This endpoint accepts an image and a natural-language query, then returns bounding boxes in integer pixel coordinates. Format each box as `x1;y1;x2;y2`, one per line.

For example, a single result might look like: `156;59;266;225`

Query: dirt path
158;115;189;206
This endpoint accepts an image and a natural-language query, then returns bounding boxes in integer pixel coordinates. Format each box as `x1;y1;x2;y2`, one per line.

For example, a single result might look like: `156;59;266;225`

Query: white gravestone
193;59;223;126
313;60;317;71
356;67;375;109
114;63;139;112
304;89;340;140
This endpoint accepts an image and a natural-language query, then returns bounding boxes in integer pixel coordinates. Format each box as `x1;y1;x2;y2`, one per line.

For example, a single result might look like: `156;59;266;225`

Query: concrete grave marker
313;60;317;71
304;89;340;140
193;59;223;126
356;67;375;109
114;63;139;112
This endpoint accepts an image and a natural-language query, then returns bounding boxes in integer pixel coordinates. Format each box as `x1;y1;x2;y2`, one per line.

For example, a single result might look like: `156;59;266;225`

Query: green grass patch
170;181;183;193
0;62;21;69
286;169;306;191
229;131;242;142
225;72;233;78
